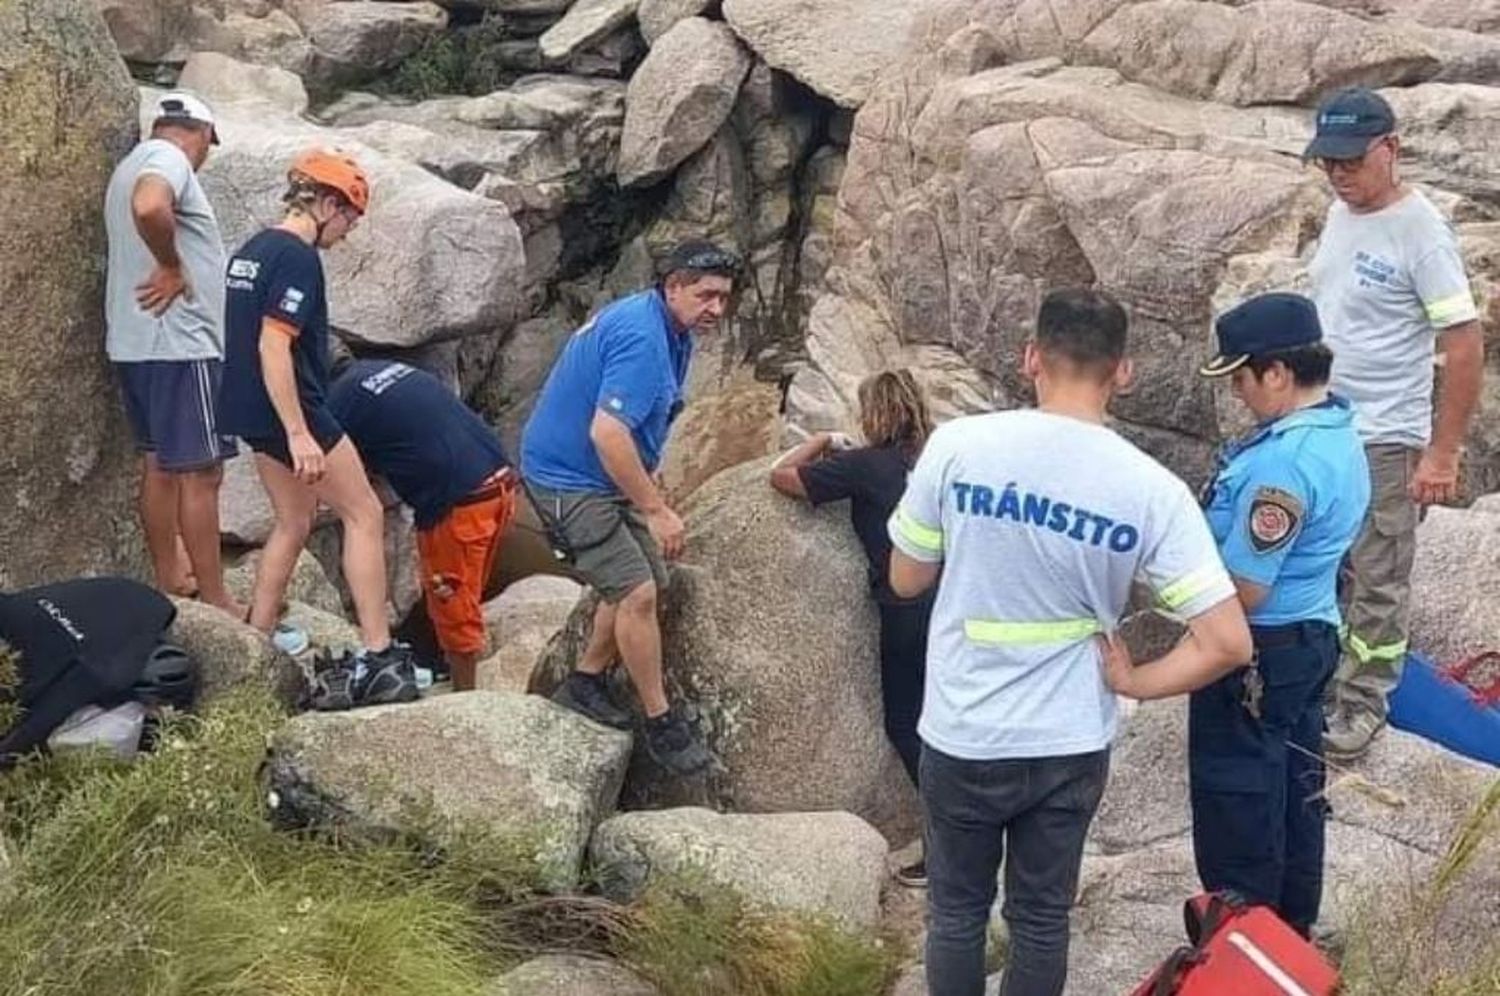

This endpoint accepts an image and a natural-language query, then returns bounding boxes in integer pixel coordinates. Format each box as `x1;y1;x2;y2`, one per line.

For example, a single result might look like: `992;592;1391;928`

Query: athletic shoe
271;622;310;656
307;651;356;711
352;643;420;706
895;859;928;888
644;707;713;776
551;672;633;730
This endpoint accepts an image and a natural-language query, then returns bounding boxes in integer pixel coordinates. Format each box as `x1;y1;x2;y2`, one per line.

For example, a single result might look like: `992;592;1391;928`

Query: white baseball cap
151;91;219;144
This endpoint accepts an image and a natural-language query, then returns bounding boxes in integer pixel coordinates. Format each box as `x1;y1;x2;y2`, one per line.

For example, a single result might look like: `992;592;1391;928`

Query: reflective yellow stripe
894;506;943;554
1157;565;1224;612
964;618;1101;646
1344;629;1408;665
1424;291;1477;327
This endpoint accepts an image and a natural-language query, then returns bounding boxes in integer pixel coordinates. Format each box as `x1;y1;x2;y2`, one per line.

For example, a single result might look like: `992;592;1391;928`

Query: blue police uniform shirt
220;228;332;439
326;360;509;530
1203;396;1371;626
520;289;692;493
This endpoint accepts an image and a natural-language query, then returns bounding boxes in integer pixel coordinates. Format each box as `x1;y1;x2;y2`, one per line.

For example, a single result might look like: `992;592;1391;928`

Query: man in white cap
103;93;243;620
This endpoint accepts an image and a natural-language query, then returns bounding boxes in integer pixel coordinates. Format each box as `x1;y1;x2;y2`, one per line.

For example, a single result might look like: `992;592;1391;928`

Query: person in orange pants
327;358;516;689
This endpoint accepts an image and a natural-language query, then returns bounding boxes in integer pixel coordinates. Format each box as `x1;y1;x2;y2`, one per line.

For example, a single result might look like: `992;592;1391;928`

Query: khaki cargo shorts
526;484;668;603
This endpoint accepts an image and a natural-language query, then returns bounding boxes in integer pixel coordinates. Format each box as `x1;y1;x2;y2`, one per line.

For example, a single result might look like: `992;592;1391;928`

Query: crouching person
327;358;517;691
520;241;739;776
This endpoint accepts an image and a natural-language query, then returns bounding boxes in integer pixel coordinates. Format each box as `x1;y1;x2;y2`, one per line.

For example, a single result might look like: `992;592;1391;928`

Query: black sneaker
352;643;420;706
895;859;927;888
551;672;633;730
307;650;357;711
644;708;713;776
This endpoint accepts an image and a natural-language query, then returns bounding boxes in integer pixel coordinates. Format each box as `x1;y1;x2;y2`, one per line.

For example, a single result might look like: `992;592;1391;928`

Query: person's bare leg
577;600;619;676
173;535;197;593
249;454;316;633
177;463;242;617
613;582;668;718
447;650;481;691
314;439;391;650
141;455;192;595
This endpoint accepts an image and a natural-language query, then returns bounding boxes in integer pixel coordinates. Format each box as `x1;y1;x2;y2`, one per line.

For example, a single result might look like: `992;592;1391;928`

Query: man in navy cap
1192;292;1370;936
1305;86;1485;759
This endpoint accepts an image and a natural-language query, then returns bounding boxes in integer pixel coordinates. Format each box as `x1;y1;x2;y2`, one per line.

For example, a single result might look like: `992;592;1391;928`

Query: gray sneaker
644;708;713;776
551;672;633;730
1324;705;1386;761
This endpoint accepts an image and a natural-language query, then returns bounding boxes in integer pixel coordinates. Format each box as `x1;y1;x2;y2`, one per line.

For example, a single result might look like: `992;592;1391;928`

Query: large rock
537;458;921;840
637;0;710;45
267;692;632;889
168;597;304;707
177;49;310;116
1079;0;1441;106
189;78;527;350
487;955;658;996
100;0;312;71
477;576;583;692
616;17;752;187
298;1;449;89
539;0;640;63
1409;503;1500;665
0;0;140;587
722;0;926;108
590;807;889;928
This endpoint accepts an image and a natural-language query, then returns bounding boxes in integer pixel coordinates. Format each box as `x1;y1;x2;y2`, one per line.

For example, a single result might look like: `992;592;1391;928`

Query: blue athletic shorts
242;404;345;470
116;359;238;472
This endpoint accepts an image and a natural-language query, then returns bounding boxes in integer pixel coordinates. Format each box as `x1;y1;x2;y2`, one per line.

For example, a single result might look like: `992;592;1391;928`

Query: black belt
1250;620;1336;648
454;467;515;507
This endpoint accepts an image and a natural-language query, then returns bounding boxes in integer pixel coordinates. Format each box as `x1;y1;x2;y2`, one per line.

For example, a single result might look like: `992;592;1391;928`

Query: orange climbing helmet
287;148;370;216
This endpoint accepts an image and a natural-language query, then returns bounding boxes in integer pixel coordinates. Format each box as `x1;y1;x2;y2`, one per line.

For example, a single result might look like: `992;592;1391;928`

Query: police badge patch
1248;486;1304;553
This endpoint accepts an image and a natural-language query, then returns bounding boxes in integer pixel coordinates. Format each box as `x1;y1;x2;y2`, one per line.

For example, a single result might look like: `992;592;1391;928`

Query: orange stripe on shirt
263;316;300;339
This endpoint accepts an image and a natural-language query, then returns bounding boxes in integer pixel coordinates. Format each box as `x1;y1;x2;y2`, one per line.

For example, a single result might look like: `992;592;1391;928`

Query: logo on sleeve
607;396;625;412
1249;486;1304;553
279;287;305;315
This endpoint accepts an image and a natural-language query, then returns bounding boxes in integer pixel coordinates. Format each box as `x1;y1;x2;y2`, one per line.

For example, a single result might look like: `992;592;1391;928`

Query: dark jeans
879;599;930;787
922;745;1110;996
1190;621;1337;936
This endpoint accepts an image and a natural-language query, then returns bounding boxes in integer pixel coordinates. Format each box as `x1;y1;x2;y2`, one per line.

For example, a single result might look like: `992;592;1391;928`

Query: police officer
1194;292;1371;937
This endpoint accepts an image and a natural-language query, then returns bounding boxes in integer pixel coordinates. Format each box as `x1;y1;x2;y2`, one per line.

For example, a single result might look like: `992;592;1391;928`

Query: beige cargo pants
1331;443;1421;721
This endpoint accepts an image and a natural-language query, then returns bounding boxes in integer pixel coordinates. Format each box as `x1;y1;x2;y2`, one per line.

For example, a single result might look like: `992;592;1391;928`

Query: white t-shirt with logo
1310;191;1479;448
889;410;1235;761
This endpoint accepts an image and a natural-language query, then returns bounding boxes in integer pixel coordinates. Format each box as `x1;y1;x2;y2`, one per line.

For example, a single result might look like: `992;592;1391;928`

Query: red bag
1129;893;1340;996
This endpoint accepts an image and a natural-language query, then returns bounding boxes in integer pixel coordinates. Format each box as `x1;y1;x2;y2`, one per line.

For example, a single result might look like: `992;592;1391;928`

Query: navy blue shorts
242;404;345;470
116;359;238;472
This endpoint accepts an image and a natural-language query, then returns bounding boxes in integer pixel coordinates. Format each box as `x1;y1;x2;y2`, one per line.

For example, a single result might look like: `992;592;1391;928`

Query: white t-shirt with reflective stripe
889;410;1235;761
1310;191;1478;448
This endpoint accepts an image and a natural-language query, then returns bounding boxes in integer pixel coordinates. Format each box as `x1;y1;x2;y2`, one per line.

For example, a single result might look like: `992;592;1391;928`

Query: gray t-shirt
1310;191;1478;448
104;139;226;362
888;410;1234;761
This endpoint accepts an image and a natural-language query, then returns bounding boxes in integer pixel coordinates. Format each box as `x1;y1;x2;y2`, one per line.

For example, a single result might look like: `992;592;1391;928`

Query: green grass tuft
385;15;514;100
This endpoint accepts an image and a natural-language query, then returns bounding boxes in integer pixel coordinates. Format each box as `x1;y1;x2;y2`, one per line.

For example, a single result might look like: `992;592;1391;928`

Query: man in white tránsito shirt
888;288;1252;996
1303;87;1485;760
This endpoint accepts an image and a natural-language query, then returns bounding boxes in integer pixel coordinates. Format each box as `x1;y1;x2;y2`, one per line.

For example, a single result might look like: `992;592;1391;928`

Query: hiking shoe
307;651;357;711
352;643;420;706
644;708;713;776
1324;705;1386;762
551;672;633;730
271;622;310;656
895;859;928;889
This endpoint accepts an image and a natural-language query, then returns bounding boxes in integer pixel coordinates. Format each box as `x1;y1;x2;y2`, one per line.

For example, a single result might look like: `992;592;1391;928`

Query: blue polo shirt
327;360;509;530
1203;396;1370;626
520;289;692;493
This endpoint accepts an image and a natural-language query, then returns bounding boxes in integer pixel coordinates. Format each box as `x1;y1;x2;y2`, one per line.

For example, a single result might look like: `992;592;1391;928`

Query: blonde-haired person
771;368;936;886
219;150;416;708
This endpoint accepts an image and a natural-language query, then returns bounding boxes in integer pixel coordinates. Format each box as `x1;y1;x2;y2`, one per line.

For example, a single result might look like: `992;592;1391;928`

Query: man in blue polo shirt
1194;293;1370;937
522;241;737;776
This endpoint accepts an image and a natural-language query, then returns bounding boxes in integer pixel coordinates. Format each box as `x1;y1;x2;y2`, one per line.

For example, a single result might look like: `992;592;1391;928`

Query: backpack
0;578;186;763
1130;892;1340;996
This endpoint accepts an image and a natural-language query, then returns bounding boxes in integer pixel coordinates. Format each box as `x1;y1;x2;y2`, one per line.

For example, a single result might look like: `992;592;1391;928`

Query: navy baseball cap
1303;87;1395;161
1201;293;1323;377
